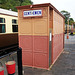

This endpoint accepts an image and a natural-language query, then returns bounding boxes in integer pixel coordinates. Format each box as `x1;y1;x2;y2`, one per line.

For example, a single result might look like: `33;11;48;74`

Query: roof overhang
16;3;65;19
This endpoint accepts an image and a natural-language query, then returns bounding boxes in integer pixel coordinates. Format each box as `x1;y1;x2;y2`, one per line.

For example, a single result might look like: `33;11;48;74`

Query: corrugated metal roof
0;8;18;17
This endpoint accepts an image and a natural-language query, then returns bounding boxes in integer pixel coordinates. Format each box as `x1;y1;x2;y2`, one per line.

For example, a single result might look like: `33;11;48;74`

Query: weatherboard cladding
52;33;63;63
53;10;64;35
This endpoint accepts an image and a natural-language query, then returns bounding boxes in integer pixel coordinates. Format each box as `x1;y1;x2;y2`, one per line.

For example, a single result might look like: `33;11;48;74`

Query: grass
73;32;75;35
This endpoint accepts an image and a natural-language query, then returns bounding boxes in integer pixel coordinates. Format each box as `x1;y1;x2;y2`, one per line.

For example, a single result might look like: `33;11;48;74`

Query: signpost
67;18;69;39
23;9;42;18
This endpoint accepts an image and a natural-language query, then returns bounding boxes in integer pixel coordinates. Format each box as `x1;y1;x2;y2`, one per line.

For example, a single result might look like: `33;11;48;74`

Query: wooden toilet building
16;3;65;69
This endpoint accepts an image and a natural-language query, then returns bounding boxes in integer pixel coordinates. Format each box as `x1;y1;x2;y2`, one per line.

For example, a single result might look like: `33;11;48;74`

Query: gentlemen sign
23;9;42;18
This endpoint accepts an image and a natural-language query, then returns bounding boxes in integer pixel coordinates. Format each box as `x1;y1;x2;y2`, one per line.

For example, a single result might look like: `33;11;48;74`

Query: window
0;18;5;23
12;25;18;32
12;19;17;24
12;19;18;32
0;24;5;33
0;18;5;33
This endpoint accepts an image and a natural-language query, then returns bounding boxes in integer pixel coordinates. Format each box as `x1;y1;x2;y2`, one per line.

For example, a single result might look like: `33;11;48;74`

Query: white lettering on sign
23;10;42;17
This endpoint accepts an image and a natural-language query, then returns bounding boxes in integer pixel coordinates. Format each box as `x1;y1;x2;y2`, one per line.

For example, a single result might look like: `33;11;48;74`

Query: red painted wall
52;33;63;63
19;33;64;68
19;35;49;69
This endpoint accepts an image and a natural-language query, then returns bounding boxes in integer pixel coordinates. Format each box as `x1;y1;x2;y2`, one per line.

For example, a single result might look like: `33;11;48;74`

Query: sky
31;0;75;21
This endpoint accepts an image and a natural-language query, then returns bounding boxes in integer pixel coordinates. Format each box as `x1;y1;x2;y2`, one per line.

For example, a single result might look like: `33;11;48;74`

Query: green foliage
21;0;33;6
69;18;74;25
61;10;70;24
74;23;75;28
0;0;33;11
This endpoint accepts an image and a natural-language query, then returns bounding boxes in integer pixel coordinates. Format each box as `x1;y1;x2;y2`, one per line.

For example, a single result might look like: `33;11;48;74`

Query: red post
67;18;69;39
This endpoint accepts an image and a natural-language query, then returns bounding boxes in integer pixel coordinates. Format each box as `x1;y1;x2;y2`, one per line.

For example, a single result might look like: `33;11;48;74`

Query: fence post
17;47;23;75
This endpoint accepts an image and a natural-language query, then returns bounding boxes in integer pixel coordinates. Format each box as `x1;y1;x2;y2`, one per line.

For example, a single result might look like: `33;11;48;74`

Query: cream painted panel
19;20;32;35
18;7;48;36
6;18;12;33
0;14;18;33
33;19;48;35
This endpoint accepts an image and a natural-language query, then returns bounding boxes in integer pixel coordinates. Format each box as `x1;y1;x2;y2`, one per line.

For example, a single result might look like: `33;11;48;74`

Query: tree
69;18;74;25
60;10;70;24
74;22;75;28
21;0;33;6
0;0;33;11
